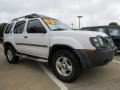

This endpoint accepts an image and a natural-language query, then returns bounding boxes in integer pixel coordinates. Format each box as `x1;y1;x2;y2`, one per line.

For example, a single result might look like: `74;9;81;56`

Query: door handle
24;36;28;39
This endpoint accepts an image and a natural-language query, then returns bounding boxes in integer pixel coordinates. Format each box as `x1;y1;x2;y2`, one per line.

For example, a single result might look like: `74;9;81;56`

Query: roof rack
12;13;40;22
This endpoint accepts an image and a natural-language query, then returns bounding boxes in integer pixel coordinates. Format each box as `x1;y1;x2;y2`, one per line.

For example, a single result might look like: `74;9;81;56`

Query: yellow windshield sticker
44;19;56;25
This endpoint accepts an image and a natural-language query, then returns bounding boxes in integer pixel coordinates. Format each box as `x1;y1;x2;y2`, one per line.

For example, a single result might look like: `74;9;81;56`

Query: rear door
13;21;27;53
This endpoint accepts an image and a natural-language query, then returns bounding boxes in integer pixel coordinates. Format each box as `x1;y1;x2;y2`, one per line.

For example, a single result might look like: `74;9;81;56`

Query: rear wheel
52;50;82;82
115;49;118;56
6;46;19;64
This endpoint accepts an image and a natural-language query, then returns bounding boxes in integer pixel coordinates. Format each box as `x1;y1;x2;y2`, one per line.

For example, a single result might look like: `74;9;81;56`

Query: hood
50;30;108;49
51;30;108;37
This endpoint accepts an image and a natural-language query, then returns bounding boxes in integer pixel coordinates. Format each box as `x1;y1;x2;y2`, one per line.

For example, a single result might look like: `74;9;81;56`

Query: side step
16;53;48;63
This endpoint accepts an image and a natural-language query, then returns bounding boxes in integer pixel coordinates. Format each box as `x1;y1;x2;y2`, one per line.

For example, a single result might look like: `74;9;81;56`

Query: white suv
3;14;115;82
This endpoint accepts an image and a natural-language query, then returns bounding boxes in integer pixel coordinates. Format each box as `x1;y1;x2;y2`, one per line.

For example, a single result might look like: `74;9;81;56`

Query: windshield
42;18;71;31
109;28;120;36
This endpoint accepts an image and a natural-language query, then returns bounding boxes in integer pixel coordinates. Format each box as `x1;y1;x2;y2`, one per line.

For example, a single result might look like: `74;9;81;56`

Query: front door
22;19;49;58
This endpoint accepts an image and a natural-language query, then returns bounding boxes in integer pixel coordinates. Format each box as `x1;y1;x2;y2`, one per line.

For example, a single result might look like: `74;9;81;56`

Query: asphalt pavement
0;44;120;90
0;44;59;90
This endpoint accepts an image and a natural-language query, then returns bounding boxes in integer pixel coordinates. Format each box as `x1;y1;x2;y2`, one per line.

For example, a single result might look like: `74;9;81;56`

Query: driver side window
27;19;46;33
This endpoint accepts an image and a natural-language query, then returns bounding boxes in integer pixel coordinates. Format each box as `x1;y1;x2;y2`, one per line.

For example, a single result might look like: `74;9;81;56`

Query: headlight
90;36;106;48
98;37;104;46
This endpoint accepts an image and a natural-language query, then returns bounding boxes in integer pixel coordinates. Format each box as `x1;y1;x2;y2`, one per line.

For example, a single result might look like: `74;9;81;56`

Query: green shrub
0;23;7;37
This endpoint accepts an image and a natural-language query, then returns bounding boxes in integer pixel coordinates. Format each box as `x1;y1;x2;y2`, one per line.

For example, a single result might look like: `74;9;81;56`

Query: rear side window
5;23;13;34
14;21;25;34
27;19;46;33
97;28;106;33
109;28;120;36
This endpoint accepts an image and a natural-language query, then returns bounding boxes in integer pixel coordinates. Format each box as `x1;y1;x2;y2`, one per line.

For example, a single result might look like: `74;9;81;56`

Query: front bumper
74;48;115;69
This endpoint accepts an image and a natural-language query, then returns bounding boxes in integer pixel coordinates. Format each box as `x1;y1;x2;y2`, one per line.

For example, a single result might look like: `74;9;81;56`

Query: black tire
115;49;117;56
52;50;82;82
5;46;19;64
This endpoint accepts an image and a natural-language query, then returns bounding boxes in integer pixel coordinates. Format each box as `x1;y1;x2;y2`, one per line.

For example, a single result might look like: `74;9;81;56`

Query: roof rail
12;13;40;22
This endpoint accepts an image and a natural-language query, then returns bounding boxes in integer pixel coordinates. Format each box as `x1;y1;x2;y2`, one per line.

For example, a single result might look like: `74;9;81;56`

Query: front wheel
52;50;82;82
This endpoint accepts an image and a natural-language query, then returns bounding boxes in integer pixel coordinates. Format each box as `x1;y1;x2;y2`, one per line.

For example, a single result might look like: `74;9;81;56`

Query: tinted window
27;19;46;33
83;29;91;31
5;23;13;34
14;21;25;34
97;28;106;33
82;28;95;31
109;28;120;36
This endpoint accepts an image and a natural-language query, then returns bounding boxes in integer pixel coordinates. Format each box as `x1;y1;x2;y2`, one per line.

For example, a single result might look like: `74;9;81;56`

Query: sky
0;0;120;28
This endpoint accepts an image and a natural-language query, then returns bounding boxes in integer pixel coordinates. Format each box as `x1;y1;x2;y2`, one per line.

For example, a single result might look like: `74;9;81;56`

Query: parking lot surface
0;44;59;90
0;44;120;90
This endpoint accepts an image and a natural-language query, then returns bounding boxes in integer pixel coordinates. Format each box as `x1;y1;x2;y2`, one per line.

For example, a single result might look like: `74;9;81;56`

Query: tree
0;23;7;37
109;22;118;26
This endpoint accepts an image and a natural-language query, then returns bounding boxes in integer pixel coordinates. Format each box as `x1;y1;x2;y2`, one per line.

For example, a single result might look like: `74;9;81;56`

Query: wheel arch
3;42;16;55
48;44;83;69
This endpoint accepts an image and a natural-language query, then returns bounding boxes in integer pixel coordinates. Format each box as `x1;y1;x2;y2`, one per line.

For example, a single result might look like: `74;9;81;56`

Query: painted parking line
113;60;120;64
38;63;68;90
36;60;120;90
